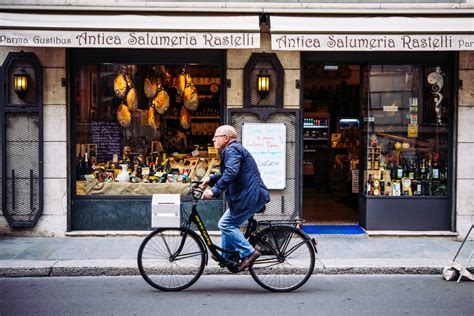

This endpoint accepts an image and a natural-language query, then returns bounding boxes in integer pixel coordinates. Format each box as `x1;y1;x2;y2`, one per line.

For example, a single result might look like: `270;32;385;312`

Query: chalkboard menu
91;121;122;162
242;123;286;190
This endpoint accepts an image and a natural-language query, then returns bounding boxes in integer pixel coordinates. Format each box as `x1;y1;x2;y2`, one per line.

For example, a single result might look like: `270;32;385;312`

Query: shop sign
0;30;260;49
272;34;474;51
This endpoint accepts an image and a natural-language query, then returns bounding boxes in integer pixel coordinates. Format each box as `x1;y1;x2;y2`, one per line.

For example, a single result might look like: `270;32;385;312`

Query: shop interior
303;64;361;224
74;63;223;195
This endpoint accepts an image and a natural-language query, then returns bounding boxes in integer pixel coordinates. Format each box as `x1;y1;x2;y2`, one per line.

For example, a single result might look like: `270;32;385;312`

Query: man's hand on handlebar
201;188;214;199
199;177;213;199
200;177;211;186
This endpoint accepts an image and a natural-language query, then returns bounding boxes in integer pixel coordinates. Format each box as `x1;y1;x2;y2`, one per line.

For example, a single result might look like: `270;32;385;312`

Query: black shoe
211;254;226;268
238;250;261;272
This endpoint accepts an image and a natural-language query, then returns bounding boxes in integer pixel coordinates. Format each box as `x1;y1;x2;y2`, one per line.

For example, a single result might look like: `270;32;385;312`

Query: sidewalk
0;234;471;277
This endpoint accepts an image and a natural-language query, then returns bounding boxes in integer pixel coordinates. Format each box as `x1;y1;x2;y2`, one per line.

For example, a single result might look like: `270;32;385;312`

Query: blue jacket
210;141;270;216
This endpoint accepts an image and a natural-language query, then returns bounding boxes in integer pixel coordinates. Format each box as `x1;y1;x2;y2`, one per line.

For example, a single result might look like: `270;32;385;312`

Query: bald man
201;125;270;272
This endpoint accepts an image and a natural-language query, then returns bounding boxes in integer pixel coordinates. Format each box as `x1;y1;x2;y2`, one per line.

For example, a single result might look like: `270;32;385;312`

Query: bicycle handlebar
190;181;204;200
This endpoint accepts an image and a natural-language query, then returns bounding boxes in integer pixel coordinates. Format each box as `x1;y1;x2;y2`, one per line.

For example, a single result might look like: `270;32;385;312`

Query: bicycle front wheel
137;228;206;291
249;225;315;292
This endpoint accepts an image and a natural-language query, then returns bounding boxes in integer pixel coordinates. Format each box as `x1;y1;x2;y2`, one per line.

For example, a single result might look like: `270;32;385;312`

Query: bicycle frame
184;199;242;273
180;182;317;274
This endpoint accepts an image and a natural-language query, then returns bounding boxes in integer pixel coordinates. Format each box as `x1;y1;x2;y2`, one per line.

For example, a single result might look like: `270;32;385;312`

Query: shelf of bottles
303;117;329;144
365;144;448;197
76;143;218;185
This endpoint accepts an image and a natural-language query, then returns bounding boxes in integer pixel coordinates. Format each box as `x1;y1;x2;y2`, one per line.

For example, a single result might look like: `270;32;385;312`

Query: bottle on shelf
390;161;397;183
380;172;385;196
397;162;403;180
432;159;440;180
82;152;90;176
76;154;83;180
373;151;380;170
366;174;373;195
420;159;426;180
367;148;373;170
408;160;415;180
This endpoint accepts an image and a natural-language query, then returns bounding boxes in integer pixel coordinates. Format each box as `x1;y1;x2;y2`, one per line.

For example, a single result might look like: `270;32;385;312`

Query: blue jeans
218;208;255;259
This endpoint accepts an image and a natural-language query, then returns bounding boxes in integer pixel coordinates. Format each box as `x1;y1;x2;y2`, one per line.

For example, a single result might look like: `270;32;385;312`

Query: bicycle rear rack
257;219;304;228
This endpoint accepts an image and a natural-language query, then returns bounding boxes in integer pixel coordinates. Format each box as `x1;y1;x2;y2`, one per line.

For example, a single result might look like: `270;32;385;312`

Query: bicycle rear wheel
249;225;315;292
137;228;206;291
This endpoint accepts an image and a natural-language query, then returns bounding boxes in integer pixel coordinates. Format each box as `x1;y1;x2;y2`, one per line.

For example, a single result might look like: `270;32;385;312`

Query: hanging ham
177;69;186;96
117;102;131;127
144;76;158;99
179;106;191;130
159;65;172;87
126;87;138;111
152;82;170;114
114;72;128;98
183;74;199;111
147;106;160;130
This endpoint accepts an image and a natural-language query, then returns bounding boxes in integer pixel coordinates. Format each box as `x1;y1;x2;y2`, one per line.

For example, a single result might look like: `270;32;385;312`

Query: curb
0;263;443;278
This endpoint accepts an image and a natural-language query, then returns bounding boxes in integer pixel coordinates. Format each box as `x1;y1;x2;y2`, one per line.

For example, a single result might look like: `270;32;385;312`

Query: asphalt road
0;275;472;315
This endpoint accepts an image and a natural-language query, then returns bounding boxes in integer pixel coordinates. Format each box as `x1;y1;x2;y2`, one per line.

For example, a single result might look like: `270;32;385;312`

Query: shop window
74;63;222;196
363;64;450;197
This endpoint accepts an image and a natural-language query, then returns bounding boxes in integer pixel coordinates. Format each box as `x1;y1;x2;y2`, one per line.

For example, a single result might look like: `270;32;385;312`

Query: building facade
0;1;473;238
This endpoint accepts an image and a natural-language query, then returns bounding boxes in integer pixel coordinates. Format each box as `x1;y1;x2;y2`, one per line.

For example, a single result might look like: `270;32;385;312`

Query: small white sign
242;123;286;190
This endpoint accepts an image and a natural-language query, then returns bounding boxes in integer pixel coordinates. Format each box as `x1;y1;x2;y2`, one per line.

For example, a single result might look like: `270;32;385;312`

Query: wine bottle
367;174;373;195
420;159;426;180
390;162;397;183
397;163;403;180
82;152;90;176
414;159;421;180
380;173;385;196
408;160;415;180
76;155;83;180
374;152;380;170
367;149;372;170
432;159;440;180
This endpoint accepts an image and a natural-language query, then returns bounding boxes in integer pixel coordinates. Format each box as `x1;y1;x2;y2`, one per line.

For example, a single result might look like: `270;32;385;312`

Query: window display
74;63;222;195
364;64;450;197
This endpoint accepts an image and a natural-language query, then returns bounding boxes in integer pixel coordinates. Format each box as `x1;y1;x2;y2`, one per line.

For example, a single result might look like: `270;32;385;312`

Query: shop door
302;64;361;224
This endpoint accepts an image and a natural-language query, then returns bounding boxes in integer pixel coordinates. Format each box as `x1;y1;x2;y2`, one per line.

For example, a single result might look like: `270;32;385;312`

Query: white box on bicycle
151;194;181;228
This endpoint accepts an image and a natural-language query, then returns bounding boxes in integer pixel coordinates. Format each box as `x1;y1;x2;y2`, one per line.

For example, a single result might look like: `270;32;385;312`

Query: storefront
0;11;263;232
69;48;228;230
300;51;455;230
270;15;473;231
1;6;473;236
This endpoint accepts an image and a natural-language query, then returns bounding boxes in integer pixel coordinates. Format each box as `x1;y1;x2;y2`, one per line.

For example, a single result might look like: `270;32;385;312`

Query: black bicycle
137;181;317;292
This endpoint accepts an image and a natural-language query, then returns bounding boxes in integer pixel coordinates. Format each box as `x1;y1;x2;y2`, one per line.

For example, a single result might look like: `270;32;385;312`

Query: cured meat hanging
147;105;160;130
126;87;138;111
117;102;131;127
180;106;191;130
183;73;199;111
113;71;128;98
152;80;170;114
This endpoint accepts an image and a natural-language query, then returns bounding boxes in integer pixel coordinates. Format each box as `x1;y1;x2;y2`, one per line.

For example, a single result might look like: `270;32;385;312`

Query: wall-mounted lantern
2;51;43;228
244;53;284;108
13;68;28;98
257;68;270;98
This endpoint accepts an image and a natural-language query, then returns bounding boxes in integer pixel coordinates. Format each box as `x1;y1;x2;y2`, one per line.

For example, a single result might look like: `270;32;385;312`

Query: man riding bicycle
201;125;270;272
